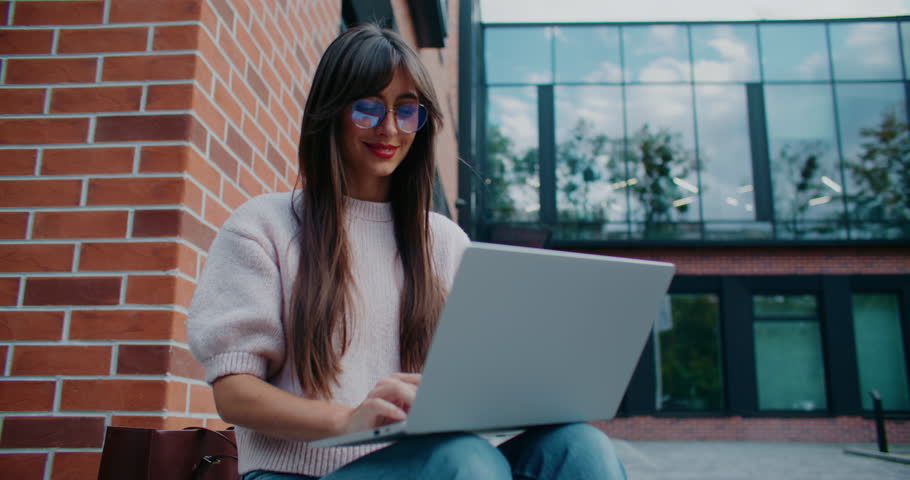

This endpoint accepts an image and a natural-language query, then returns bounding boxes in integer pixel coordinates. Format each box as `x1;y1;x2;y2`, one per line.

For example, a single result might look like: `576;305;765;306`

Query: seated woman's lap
244;423;626;480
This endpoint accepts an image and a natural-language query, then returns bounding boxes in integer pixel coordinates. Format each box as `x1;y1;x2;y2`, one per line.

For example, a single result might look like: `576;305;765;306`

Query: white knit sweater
187;191;470;476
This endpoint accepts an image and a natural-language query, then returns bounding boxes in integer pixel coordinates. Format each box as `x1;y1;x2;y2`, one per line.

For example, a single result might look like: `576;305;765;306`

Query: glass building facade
480;20;910;243
468;18;910;421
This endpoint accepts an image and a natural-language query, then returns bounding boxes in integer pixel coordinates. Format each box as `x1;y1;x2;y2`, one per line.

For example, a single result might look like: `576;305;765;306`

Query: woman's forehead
359;67;418;100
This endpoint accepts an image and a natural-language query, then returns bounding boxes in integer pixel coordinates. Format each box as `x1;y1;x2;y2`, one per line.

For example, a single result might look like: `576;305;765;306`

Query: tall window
764;85;844;239
753;294;828;411
555;85;626;238
852;294;910;410
625;85;698;239
835;83;909;238
485;87;540;222
655;294;724;410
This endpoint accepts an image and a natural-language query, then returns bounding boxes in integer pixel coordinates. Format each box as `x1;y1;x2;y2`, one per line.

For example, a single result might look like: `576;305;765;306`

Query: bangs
339;36;402;101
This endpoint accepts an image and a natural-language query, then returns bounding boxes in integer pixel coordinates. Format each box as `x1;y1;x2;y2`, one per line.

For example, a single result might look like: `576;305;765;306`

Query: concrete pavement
615;440;910;479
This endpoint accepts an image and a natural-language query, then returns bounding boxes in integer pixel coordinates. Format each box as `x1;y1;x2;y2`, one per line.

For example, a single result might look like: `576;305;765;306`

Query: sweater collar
345;196;393;222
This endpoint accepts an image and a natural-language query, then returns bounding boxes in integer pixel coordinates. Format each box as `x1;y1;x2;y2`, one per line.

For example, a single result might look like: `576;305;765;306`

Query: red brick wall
577;246;910;275
0;0;461;478
596;416;910;444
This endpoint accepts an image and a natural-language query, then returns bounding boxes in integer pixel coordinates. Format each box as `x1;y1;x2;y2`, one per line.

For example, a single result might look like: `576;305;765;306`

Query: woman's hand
342;373;421;434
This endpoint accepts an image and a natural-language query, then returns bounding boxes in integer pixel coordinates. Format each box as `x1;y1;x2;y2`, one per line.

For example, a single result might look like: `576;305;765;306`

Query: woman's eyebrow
395;92;419;101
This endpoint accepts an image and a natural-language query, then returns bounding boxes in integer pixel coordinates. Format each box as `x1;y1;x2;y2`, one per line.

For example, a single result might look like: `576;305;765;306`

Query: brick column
0;0;343;478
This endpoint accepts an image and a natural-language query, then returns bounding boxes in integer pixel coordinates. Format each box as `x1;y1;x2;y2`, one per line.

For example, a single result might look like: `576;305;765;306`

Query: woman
188;24;627;479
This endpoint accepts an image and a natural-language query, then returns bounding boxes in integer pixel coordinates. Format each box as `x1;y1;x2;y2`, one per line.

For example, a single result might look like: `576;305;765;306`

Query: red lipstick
365;142;398;159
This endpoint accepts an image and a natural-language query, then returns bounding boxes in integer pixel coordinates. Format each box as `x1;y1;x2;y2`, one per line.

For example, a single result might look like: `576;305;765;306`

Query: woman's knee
421;433;512;479
546;423;623;464
541;423;616;453
509;423;626;479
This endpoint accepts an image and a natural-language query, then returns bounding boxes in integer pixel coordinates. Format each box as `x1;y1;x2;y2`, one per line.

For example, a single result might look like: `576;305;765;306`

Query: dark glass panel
656;294;724;411
753;293;826;411
852;294;910;410
754;294;817;318
754;320;828;411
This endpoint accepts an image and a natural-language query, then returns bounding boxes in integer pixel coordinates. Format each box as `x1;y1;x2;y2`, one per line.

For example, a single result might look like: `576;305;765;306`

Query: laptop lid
402;242;675;434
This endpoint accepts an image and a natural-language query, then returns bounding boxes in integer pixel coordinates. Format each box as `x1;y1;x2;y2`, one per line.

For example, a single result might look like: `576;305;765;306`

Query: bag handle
193;454;239;480
181;426;237;449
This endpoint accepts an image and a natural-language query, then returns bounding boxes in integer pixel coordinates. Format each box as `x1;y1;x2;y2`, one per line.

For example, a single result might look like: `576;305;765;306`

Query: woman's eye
397;104;418;118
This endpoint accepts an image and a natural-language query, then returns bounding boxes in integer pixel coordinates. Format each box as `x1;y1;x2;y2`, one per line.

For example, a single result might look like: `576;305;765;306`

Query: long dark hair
290;24;445;399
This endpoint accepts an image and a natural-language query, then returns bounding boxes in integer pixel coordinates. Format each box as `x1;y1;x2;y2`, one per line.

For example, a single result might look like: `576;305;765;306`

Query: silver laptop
312;242;675;448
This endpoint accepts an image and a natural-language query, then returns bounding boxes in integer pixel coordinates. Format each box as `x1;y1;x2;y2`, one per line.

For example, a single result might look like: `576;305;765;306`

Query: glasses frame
350;98;428;133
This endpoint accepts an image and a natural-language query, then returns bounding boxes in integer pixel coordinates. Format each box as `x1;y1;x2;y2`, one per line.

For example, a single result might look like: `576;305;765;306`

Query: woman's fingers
344;374;422;434
361;397;407;424
369;377;418;411
345;397;406;434
391;372;421;385
346;373;420;432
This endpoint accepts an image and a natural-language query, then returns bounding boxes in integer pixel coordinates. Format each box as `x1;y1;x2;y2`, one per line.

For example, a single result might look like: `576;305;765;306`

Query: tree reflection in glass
625;85;698;239
847;111;910;238
485;87;540;222
622;125;695;237
554;86;625;240
835;82;909;239
765;85;844;238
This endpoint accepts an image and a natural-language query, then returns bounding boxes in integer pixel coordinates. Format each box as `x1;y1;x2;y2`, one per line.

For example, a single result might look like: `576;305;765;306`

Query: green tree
847;111;910;237
658;295;723;410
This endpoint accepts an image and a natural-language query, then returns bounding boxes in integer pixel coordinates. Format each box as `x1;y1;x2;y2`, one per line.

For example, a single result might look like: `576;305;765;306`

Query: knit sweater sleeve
188;217;286;384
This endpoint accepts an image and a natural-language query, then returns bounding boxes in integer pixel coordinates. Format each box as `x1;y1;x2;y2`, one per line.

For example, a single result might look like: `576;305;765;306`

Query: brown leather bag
96;426;239;480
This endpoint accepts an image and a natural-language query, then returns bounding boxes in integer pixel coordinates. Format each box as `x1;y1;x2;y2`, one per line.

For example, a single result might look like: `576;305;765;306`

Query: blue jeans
243;423;627;480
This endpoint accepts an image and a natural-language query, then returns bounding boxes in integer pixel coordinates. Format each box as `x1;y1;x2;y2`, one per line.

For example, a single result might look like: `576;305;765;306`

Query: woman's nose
376;109;399;136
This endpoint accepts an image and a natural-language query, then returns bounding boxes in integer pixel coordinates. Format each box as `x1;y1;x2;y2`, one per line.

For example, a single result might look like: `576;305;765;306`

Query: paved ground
615;441;910;479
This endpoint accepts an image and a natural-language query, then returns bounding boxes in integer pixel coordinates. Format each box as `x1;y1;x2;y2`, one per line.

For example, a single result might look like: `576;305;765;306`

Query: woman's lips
365;142;398;159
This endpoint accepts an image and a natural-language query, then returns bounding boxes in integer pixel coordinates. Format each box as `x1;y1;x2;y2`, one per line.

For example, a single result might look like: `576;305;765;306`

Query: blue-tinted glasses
351;98;427;133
